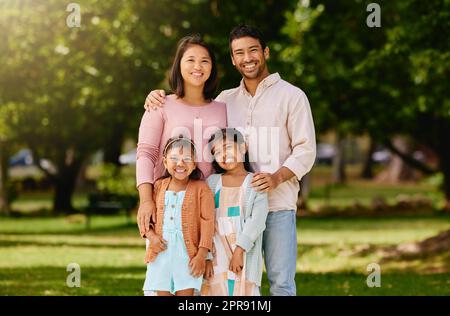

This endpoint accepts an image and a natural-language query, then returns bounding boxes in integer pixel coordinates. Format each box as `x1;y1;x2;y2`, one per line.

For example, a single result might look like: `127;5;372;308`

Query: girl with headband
142;136;215;296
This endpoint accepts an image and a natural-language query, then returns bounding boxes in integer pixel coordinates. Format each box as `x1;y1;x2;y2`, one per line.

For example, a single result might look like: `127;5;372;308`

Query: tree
358;0;450;209
1;0;296;213
0;0;183;212
281;0;450;209
280;0;389;183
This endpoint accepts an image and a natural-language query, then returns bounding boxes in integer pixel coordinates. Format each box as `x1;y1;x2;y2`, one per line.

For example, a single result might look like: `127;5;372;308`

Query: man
141;24;316;296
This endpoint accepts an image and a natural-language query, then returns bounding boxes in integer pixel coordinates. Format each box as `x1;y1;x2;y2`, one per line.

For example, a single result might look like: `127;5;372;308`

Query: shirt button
171;204;175;208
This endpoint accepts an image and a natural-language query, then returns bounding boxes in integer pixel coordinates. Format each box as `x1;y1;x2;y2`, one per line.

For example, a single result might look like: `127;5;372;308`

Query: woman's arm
136;108;164;237
137;183;156;237
136;109;164;186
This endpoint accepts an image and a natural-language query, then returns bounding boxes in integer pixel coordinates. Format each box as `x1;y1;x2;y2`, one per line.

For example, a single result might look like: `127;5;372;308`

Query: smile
191;72;203;77
242;63;257;71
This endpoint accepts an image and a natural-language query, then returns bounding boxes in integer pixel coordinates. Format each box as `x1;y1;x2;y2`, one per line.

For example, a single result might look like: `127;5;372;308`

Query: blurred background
0;0;449;295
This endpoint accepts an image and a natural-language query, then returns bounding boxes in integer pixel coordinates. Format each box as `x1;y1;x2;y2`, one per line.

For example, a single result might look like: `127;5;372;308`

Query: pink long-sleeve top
136;95;227;187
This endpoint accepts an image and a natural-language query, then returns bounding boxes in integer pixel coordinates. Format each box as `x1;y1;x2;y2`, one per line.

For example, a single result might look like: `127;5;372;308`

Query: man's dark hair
169;34;218;101
229;24;267;54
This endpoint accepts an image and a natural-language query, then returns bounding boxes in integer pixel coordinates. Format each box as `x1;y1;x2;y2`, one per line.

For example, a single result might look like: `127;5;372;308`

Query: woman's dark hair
229;24;267;54
169;34;218;101
208;128;253;174
158;135;203;181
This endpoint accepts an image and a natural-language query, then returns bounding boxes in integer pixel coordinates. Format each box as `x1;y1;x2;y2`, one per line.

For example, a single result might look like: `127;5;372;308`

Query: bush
96;163;137;197
423;173;443;190
7;181;19;205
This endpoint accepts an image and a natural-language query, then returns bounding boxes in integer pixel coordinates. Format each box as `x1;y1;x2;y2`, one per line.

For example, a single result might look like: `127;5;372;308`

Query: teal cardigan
206;173;269;286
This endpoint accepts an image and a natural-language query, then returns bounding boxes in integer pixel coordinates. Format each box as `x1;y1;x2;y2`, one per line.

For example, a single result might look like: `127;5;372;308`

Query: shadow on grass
2;214;449;236
0;221;138;236
297;214;450;229
0;266;144;296
1;266;449;296
0;239;143;249
261;271;450;296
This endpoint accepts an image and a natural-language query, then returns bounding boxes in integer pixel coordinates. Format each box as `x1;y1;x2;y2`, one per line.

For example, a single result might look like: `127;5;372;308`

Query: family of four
135;24;316;296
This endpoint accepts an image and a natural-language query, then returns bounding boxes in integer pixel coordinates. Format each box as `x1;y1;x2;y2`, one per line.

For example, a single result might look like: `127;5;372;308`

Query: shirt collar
239;72;281;97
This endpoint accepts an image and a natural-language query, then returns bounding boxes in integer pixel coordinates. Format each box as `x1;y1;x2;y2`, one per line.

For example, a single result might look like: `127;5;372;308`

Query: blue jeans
262;210;297;296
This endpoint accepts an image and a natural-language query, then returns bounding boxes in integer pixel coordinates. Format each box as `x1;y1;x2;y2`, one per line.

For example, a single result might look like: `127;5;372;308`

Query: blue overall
143;190;202;294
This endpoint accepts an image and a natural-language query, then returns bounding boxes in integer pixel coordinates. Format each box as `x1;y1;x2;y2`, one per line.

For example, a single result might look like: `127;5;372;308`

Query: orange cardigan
145;177;215;263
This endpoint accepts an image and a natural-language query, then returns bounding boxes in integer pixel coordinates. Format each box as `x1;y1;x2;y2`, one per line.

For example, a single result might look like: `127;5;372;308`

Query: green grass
307;165;445;210
308;181;444;210
11;192;89;214
1;215;449;296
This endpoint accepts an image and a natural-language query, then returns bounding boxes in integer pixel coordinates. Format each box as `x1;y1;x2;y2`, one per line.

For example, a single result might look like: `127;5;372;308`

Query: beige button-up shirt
216;73;316;212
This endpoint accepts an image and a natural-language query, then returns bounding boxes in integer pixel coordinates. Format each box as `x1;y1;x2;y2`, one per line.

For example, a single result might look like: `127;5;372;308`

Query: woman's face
212;139;246;172
180;45;212;89
163;145;196;181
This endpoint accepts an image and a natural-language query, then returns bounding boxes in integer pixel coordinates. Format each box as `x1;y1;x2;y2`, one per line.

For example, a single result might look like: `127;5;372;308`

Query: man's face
230;36;269;80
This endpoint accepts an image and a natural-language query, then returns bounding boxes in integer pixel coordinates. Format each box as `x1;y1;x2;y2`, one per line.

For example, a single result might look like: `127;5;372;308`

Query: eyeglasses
167;156;194;164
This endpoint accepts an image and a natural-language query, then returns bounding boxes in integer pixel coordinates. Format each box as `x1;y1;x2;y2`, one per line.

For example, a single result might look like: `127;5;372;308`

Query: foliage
281;0;450;201
96;163;137;197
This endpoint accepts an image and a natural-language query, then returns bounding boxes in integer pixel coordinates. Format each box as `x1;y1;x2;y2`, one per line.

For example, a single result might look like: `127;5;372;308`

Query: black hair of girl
169;34;219;101
158;135;203;181
208;128;253;174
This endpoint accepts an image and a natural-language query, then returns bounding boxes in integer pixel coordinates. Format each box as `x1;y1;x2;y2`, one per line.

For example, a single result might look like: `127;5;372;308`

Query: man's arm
282;90;316;180
144;89;166;111
252;91;316;192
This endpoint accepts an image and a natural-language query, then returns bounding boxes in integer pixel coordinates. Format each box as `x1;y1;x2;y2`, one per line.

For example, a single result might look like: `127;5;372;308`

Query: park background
0;0;449;295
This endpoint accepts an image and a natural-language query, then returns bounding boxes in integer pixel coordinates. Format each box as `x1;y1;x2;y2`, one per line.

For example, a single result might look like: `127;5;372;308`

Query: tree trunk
52;157;84;214
376;135;415;183
361;138;376;179
297;172;311;212
438;144;450;212
0;143;11;216
332;132;347;183
103;132;123;166
75;157;90;189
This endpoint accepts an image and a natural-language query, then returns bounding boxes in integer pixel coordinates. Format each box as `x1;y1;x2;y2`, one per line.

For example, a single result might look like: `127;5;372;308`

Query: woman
136;35;227;294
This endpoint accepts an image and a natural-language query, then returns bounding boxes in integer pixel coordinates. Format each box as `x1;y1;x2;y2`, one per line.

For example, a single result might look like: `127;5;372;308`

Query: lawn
3;166;449;295
1;214;449;296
